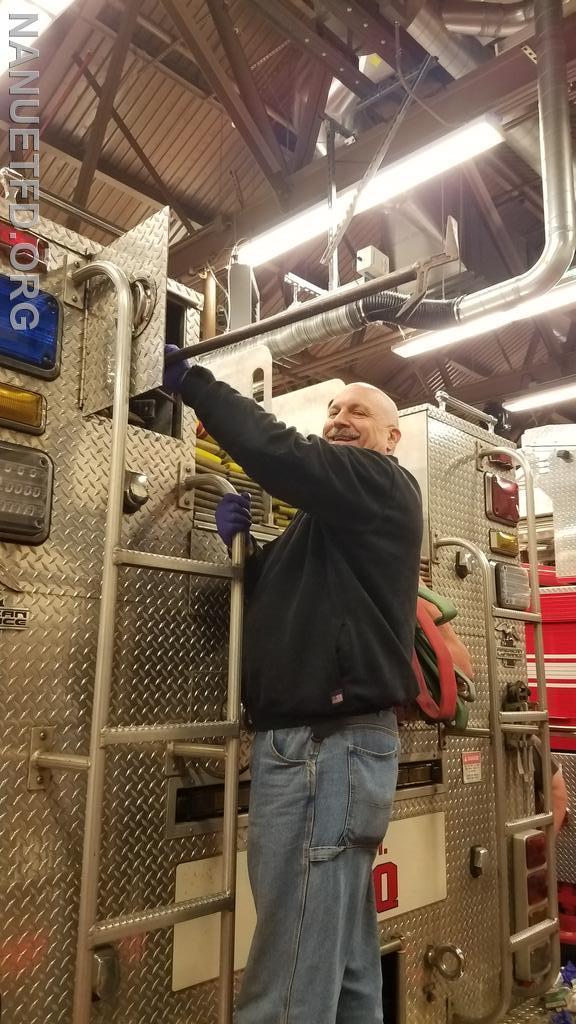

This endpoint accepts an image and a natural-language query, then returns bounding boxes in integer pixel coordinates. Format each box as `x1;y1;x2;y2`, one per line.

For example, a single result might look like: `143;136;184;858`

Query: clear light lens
495;562;531;611
238;117;503;267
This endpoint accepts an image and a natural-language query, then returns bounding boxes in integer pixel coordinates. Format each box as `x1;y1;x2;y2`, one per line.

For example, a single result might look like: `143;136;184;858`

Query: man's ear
387;426;401;451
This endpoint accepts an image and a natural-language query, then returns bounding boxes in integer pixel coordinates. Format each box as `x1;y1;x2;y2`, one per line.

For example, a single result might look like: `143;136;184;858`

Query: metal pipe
170;743;227;760
441;1;533;36
326;122;339;291
499;710;547;721
70;260;134;1024
201;270;217;340
458;0;575;322
166;264;419;364
219;526;245;1024
434;537;513;1024
32;752;91;772
505;812;554;835
435;390;497;429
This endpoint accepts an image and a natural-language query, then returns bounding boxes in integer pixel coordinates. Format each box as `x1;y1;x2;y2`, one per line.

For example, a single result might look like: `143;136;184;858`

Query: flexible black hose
361;290;458;329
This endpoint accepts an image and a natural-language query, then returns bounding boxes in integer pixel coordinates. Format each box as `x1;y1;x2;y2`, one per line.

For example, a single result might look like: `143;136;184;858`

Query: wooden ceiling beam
76;57;199;235
320;0;425;70
0;120;208;222
161;0;288;198
205;0;287;174
245;0;378;102
68;0;141;228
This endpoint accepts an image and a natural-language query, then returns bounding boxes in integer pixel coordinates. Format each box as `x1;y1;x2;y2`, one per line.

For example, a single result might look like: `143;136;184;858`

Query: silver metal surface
82;208;170;416
441;0;533;36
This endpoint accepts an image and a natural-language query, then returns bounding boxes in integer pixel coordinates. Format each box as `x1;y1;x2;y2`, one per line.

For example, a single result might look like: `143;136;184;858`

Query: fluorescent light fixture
1;1;75;75
393;268;576;359
503;380;576;412
237;116;503;268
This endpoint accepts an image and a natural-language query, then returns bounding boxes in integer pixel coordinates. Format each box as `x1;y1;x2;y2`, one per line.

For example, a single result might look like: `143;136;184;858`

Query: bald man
164;355;422;1024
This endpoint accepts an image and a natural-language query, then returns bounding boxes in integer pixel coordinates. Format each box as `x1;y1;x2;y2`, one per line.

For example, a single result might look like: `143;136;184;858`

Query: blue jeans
236;711;399;1024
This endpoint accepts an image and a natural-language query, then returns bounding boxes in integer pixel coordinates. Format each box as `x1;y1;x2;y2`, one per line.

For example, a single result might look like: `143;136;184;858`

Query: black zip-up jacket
181;366;423;729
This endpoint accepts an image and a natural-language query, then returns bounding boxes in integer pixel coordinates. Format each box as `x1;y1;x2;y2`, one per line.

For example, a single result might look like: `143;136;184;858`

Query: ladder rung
509;917;558;951
114;548;237;578
499;711;548;724
101;722;240;745
505;812;554;836
493;607;542;623
89;891;234;945
171;742;226;760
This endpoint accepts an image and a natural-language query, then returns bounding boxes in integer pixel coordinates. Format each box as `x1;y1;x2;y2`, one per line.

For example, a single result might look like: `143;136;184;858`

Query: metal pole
165;264;419;363
218;527;245;1024
33;753;91;772
434;537;514;1024
70;260;134;1024
201;268;218;340
326;121;339;291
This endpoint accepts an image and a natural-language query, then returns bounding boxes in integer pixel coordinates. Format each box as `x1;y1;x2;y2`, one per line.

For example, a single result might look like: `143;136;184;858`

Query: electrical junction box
356;245;389;281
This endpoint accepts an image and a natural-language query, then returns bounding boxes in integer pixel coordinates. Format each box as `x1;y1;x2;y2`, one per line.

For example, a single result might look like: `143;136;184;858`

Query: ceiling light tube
392;267;576;359
503;379;576;412
237;116;503;268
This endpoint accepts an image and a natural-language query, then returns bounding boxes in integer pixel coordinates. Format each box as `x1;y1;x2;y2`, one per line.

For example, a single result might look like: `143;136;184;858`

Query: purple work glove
215;493;252;548
163;343;192;395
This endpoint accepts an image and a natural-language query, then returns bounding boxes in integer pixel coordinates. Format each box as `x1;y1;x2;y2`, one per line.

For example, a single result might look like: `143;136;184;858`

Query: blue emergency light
0;273;61;380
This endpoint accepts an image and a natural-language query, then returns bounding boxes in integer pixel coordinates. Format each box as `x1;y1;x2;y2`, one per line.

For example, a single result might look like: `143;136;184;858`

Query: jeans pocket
269;728;309;765
340;740;398;849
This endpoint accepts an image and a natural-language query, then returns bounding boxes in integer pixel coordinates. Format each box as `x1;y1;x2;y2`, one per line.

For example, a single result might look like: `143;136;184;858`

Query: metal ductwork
403;0;547;174
204;291;459;366
440;1;533;36
405;0;488;77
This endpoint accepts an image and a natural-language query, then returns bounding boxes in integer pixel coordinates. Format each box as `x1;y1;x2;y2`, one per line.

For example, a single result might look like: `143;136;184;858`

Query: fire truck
0;201;564;1024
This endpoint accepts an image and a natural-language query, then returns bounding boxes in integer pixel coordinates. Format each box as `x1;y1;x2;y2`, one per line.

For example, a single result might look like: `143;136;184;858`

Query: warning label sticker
461;751;482;784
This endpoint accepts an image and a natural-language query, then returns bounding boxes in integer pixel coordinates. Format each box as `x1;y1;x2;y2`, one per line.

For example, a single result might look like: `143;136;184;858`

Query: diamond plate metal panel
0;197;102;257
555;753;576;884
83;208;170;415
0;593;97;1024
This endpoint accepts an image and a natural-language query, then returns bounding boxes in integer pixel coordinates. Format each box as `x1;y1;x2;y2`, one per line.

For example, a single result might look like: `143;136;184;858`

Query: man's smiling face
322;383;401;456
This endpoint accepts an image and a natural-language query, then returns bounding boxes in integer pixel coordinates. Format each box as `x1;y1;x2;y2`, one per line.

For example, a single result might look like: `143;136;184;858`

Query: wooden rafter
161;0;287;197
245;0;378;102
205;0;287;174
320;0;425;71
68;0;142;227
76;57;202;234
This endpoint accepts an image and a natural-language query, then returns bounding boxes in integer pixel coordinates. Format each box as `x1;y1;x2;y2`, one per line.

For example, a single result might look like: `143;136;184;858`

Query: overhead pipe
440;0;534;36
457;0;575;321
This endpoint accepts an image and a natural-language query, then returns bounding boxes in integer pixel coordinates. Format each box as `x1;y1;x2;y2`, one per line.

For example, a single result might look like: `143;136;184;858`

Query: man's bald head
322;382;401;455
